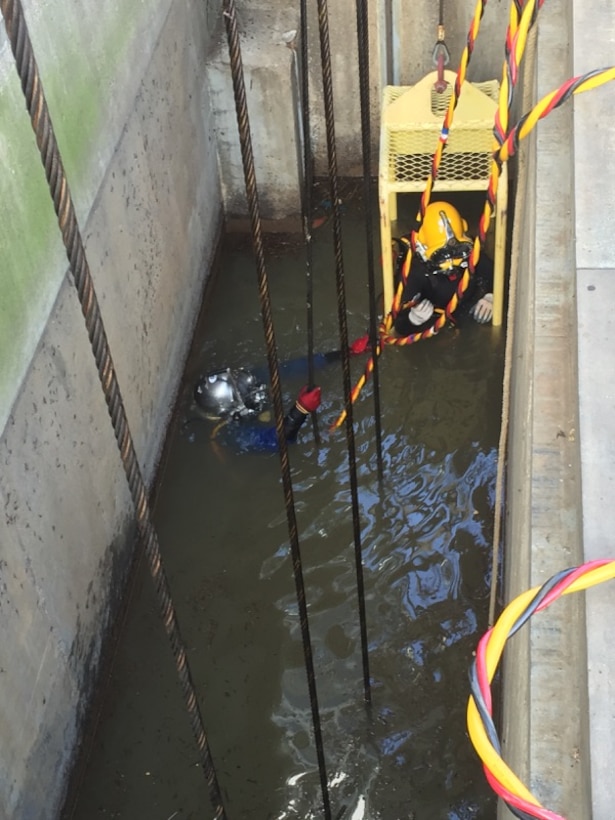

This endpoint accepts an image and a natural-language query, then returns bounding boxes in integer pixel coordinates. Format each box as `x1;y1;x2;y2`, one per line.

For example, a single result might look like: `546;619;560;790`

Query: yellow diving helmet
415;201;473;272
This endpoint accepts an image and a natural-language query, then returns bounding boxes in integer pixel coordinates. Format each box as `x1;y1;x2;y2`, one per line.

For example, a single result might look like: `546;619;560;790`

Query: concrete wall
0;1;222;817
501;0;591;816
207;0;511;218
0;0;526;817
574;2;615;818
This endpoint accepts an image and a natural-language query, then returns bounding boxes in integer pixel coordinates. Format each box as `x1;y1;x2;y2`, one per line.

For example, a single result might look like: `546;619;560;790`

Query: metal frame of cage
378;70;508;325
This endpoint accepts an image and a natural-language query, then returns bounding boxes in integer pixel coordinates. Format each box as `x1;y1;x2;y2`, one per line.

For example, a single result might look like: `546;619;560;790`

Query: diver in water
193;365;321;453
393;200;495;337
191;345;370;453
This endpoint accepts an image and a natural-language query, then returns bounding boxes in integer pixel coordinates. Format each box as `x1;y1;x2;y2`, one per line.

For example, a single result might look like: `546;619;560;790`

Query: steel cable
221;2;332;817
0;0;227;816
315;0;372;708
298;1;320;444
354;0;384;483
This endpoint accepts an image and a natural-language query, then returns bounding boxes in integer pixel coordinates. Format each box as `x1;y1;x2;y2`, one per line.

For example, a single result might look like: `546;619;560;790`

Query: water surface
68;188;504;820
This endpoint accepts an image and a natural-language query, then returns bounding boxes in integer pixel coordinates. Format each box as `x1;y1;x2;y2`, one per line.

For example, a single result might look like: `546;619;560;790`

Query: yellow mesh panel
379;71;507;322
380;75;500;193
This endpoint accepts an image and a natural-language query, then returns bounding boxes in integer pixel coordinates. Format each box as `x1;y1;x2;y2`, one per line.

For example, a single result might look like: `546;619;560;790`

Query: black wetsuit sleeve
473;254;494;298
393;254;439;336
283;404;309;443
456;253;494;316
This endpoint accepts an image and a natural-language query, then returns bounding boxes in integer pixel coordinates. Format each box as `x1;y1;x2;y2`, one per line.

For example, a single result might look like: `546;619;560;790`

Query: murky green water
66;188;504;819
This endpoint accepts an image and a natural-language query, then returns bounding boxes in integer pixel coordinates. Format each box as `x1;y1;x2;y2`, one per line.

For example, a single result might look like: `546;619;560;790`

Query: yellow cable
500;67;615;162
468;561;615;803
579;66;615;92
210;418;230;440
467;585;541;802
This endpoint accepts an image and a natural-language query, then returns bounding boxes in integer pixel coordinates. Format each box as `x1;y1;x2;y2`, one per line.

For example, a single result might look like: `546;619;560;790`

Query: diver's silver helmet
194;367;268;420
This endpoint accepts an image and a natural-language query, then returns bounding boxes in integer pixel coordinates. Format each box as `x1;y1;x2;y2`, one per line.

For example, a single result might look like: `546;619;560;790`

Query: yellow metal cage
378;70;507;325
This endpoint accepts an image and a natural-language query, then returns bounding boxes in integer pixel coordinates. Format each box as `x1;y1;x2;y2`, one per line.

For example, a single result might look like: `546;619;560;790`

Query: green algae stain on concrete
0;0;162;432
37;2;146;191
0;66;65;415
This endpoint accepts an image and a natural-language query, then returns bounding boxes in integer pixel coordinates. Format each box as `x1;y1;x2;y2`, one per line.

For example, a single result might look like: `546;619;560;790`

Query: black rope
439;0;445;27
315;0;372;706
298;2;320;444
354;0;384;484
0;1;227;817
221;3;332;818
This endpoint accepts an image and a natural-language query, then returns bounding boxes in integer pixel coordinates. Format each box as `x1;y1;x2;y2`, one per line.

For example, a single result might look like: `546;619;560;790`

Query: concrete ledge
577;269;615;819
206;7;302;220
501;0;591;816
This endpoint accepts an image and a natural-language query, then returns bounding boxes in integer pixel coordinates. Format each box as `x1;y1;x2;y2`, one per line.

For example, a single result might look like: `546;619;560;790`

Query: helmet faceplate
415;201;472;272
194;368;268;420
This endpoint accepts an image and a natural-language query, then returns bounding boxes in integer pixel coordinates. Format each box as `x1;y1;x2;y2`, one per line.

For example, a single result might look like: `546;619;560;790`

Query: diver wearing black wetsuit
393;201;495;337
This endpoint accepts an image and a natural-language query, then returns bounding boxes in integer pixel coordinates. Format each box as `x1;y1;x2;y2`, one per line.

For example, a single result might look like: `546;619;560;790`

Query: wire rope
221;2;333;817
0;1;227;816
295;6;321;445
354;0;385;483
314;0;372;707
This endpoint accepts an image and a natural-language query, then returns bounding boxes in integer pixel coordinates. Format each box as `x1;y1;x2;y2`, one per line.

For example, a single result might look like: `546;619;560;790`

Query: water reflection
263;408;498;818
67;202;503;820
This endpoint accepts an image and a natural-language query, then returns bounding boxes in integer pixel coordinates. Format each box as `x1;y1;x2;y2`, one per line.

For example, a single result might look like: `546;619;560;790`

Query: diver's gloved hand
408;298;434;325
471;293;494;324
349;334;370;355
296;385;322;415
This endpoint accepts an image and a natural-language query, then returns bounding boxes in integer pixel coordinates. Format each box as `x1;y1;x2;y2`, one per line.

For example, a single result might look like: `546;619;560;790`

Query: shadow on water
67;187;504;820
